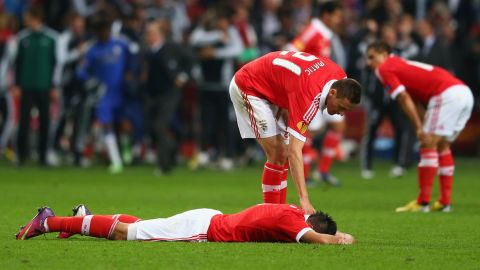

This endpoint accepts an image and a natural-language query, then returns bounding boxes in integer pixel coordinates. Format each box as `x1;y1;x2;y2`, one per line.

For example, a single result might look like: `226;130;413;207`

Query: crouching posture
16;204;354;244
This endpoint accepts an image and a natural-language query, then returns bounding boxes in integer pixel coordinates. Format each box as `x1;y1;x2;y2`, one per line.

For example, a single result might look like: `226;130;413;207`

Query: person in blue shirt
77;17;131;173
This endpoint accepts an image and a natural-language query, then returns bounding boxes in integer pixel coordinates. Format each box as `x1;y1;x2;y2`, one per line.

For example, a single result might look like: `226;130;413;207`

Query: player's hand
300;197;316;215
338;233;355;245
416;129;431;145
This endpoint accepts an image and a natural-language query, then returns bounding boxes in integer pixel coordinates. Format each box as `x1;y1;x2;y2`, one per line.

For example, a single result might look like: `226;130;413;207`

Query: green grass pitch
1;158;479;269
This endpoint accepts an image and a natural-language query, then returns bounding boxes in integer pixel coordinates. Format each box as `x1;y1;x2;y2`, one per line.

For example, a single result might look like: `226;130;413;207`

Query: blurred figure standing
143;20;192;174
287;1;347;186
77;16;131;173
416;19;453;70
189;9;243;170
54;12;89;165
13;6;59;166
360;23;417;179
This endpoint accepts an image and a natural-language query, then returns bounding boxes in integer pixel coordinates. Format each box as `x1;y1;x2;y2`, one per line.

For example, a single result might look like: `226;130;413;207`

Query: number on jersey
272;51;319;76
406;60;433;71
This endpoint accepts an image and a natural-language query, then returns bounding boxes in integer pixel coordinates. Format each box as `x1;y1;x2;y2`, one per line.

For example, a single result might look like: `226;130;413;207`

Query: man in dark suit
143;20;192;174
416;19;453;70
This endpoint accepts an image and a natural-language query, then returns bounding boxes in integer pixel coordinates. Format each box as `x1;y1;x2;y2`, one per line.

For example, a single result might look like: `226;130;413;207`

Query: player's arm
300;230;355;244
395;91;424;138
288;136;316;214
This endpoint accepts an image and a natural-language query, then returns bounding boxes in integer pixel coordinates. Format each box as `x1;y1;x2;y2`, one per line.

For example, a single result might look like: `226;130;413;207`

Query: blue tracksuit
77;38;131;124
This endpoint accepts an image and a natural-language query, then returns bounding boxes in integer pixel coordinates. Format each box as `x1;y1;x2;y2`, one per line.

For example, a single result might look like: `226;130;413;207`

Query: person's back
378;55;464;104
85;38;129;89
207;204;311;243
235;51;346;110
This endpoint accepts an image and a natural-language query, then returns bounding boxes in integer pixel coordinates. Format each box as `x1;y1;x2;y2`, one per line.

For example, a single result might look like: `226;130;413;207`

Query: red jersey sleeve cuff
390;85;406;99
296;227;313;243
287;127;307;142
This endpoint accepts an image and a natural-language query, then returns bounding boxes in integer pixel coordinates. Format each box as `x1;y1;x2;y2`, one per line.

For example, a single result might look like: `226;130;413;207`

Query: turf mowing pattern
1;158;479;269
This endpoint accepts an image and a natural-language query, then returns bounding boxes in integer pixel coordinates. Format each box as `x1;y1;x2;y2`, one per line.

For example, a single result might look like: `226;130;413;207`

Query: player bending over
16;204;354;244
367;41;474;212
230;51;362;214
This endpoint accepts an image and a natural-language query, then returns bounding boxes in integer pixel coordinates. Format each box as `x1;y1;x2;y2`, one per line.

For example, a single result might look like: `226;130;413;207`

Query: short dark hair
367;40;392;54
306;211;337;235
26;6;44;21
332;78;362;104
319;1;341;16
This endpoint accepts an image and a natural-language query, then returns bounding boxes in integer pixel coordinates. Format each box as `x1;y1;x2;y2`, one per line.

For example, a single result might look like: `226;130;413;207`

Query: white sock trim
44;218;50;232
81;215;93;236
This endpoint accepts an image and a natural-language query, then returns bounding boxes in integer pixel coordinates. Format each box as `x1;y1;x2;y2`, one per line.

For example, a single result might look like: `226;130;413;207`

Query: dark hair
331;78;362;104
91;15;112;31
306;211;337;235
319;1;341;16
367;40;392;54
26;6;44;21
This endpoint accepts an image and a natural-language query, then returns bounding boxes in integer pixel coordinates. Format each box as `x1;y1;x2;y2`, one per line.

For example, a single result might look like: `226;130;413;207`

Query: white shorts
229;76;288;140
423;85;474;142
127;209;222;242
308;110;344;131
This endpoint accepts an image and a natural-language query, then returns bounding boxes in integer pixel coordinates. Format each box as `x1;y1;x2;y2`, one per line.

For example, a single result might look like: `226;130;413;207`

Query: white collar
319;79;337;112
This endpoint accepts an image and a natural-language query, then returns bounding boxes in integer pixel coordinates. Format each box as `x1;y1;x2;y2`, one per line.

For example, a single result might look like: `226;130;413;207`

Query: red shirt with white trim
376;55;464;104
234;51;346;141
289;18;333;58
207;204;312;243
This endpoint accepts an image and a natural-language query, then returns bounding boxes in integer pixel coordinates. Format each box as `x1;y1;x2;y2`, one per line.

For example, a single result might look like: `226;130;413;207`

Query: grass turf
1;158;479;269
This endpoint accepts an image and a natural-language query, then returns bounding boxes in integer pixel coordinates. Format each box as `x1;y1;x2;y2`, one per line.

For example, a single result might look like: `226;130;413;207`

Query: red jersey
289;18;333;58
376;55;464;104
234;51;346;141
207;204;312;243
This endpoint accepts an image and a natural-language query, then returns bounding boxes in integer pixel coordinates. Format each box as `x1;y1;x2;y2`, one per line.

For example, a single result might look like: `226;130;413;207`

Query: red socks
45;214;141;239
262;162;284;203
417;148;438;204
318;131;341;174
279;163;288;204
438;150;454;205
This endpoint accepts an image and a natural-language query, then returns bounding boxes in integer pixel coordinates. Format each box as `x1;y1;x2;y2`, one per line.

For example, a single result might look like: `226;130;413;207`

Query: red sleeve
376;65;405;99
287;90;317;142
278;209;313;242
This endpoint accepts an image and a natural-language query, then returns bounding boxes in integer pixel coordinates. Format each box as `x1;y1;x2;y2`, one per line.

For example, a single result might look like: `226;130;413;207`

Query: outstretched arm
396;91;426;140
300;230;355;244
288;136;316;214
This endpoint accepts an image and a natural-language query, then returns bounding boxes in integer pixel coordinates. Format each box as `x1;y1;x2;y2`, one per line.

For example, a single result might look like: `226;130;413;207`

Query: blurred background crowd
0;0;479;176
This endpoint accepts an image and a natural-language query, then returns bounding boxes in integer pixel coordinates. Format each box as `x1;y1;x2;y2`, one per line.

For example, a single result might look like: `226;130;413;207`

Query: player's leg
96;104;123;173
317;112;344;186
432;139;453;212
229;78;287;203
359;101;384;179
16;206;139;240
395;133;441;213
257;135;288;203
432;85;474;212
125;209;220;242
37;92;51;166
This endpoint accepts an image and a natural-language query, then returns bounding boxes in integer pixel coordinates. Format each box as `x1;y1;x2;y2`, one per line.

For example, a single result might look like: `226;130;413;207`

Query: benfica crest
297;121;308;134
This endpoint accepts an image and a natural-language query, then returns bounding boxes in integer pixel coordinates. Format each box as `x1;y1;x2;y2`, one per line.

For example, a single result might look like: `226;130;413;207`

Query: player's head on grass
366;41;391;70
306;211;337;235
326;78;362;116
